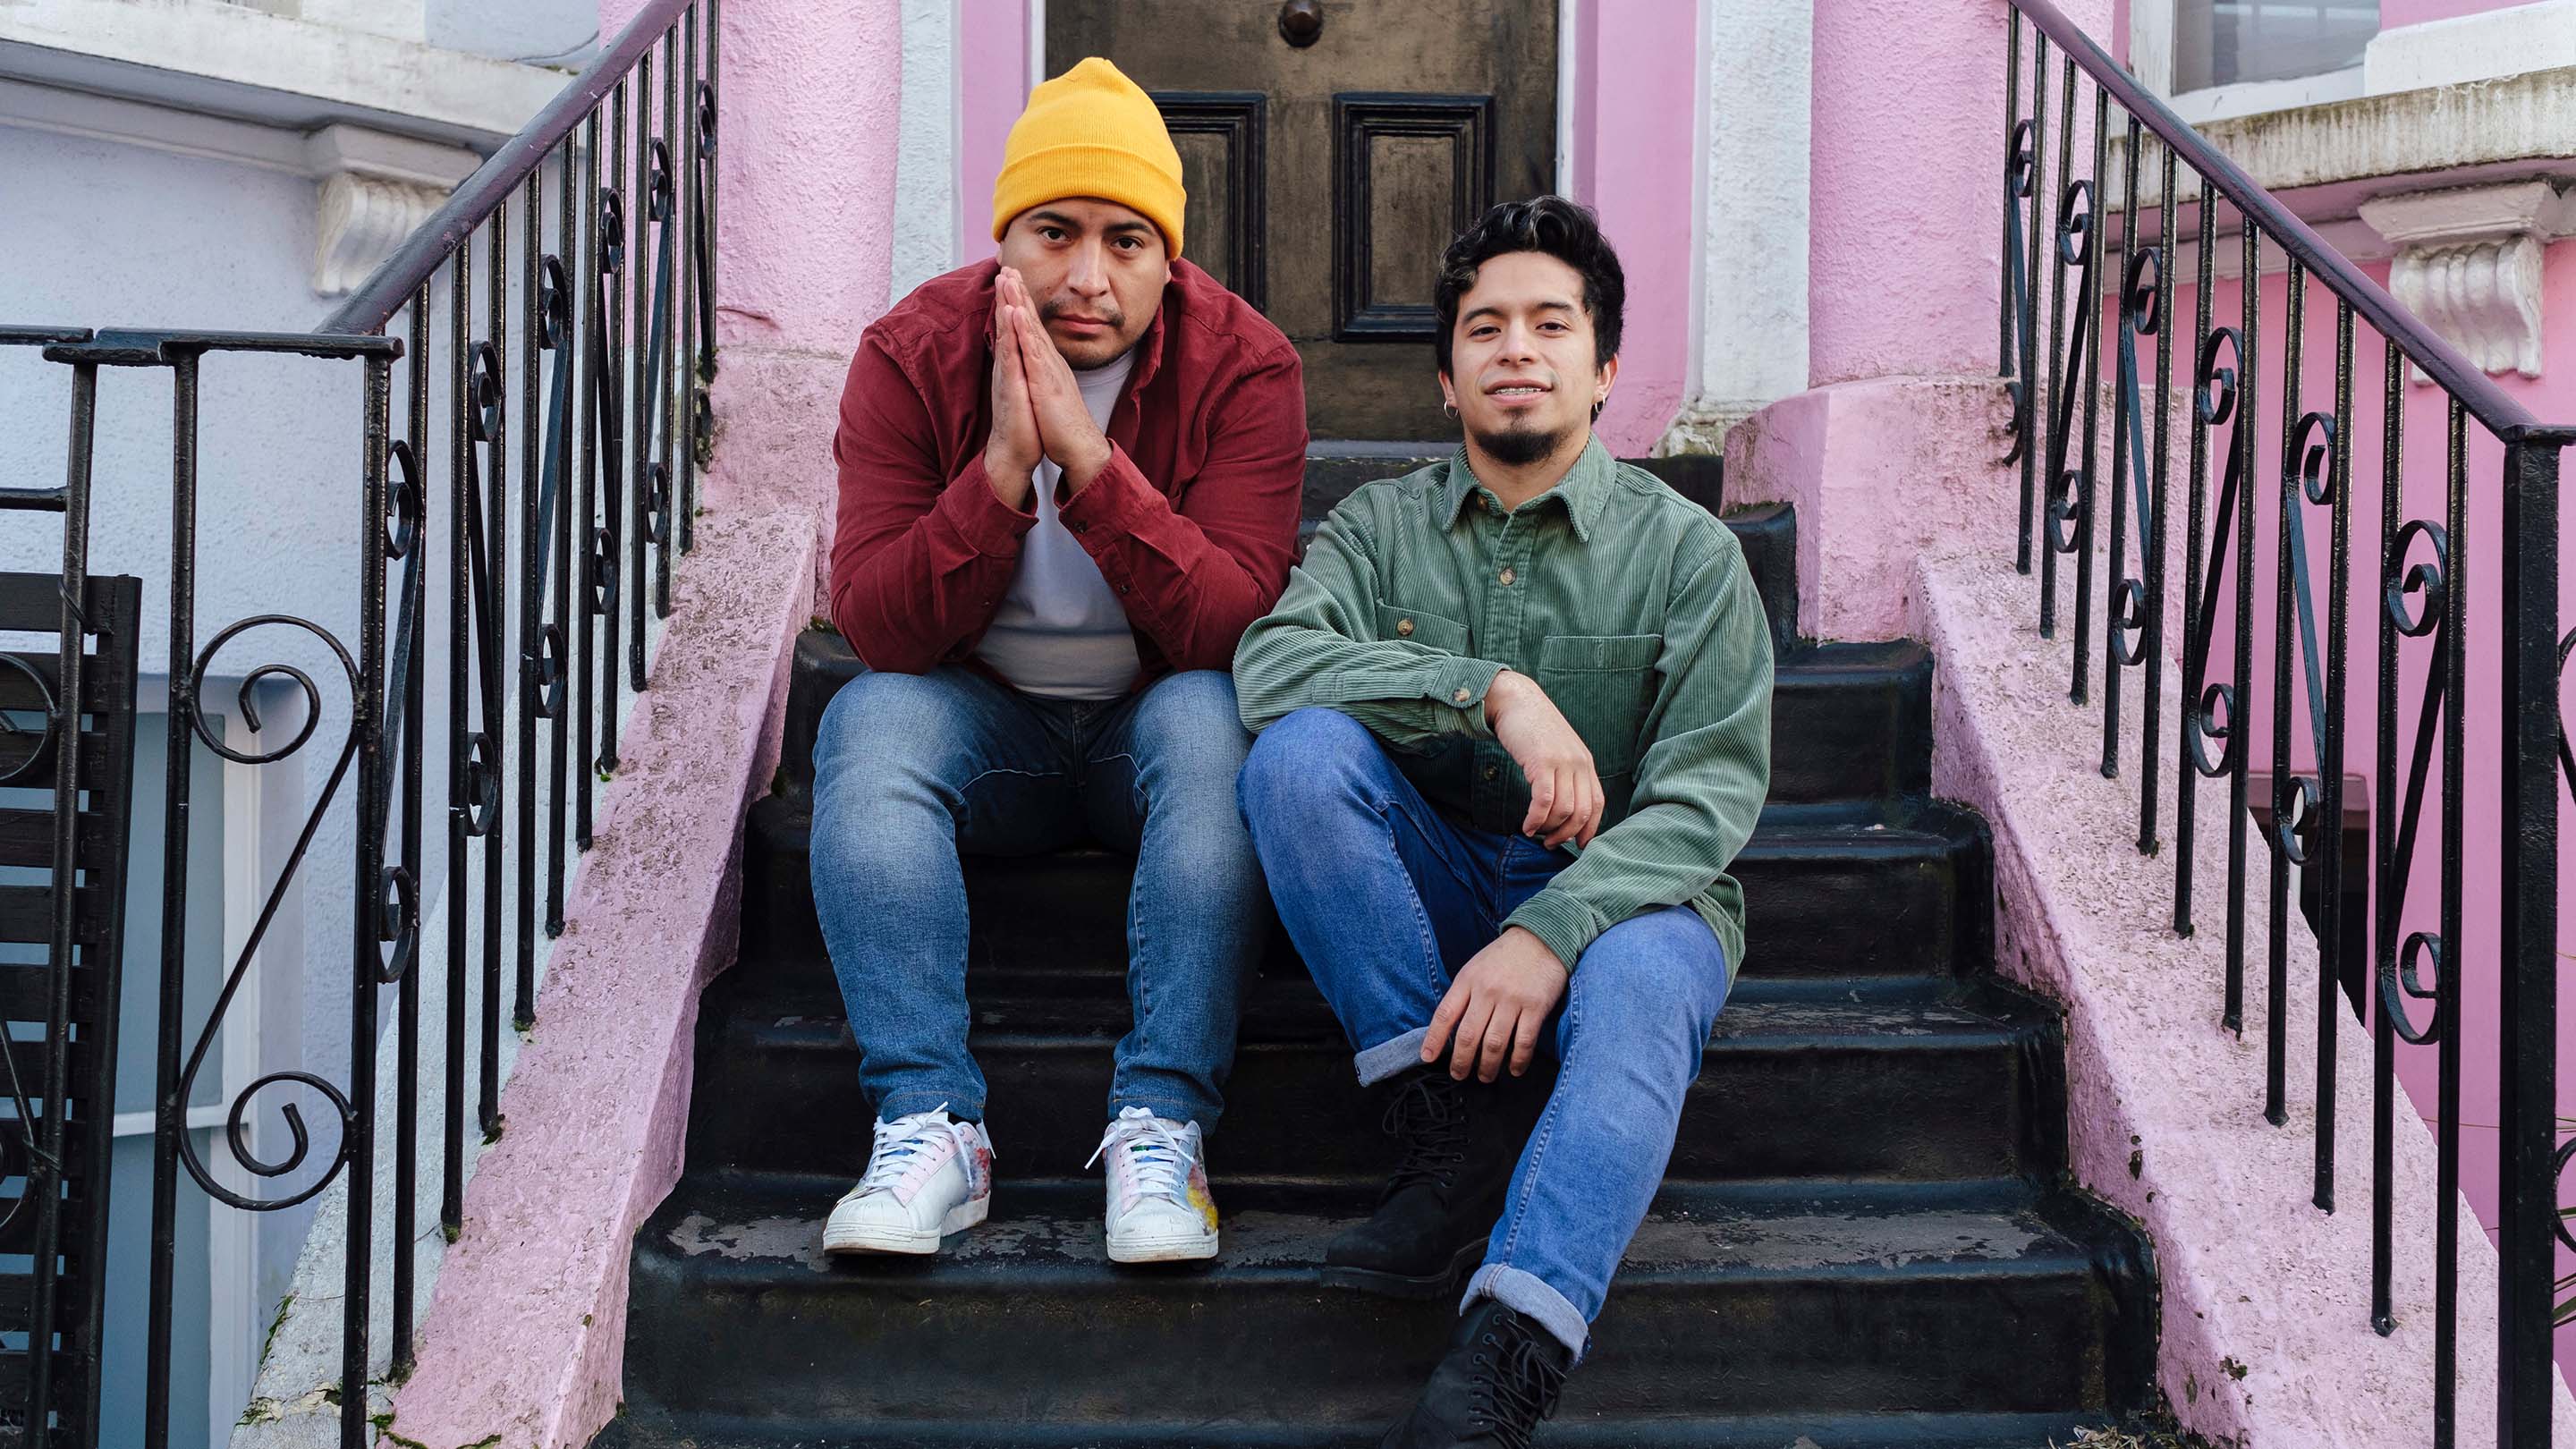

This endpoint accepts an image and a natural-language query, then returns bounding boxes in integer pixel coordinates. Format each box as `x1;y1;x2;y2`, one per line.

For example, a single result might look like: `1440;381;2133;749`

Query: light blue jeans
809;665;1267;1130
1237;707;1731;1359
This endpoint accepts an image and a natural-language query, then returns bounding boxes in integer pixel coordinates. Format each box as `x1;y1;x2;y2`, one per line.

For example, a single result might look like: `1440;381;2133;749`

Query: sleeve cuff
936;453;1038;558
1055;443;1159;539
1504;887;1603;975
1435;657;1506;738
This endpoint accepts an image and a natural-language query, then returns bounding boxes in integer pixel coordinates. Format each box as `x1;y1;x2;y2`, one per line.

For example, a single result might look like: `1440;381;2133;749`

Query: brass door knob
1279;0;1323;47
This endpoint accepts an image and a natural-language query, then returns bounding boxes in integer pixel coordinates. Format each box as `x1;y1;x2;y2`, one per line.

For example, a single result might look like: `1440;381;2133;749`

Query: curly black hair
1431;196;1627;380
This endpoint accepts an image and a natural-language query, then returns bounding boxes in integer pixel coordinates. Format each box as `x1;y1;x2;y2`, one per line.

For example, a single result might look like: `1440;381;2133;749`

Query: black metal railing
0;0;719;1441
1997;3;2572;1443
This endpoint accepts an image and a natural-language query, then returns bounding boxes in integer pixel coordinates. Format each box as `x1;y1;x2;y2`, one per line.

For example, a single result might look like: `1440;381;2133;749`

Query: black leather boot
1321;1062;1554;1296
1378;1297;1572;1449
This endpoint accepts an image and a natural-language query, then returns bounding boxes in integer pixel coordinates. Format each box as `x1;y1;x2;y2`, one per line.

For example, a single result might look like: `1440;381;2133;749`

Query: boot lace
1381;1072;1472;1198
1466;1318;1568;1449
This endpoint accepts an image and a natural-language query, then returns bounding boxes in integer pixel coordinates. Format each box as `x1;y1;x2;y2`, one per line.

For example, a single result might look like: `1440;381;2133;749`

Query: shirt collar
1440;436;1615;543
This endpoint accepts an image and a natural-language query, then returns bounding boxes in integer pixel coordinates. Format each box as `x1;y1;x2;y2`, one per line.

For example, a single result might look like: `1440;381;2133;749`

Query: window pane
2175;0;2378;90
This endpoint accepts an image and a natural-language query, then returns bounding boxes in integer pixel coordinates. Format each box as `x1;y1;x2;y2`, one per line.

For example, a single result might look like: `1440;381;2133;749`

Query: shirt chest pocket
1534;632;1664;777
1377;602;1473;657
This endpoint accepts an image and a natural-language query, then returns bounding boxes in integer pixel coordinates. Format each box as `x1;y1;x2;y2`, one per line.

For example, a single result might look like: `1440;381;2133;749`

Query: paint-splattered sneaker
1089;1106;1219;1263
822;1106;995;1256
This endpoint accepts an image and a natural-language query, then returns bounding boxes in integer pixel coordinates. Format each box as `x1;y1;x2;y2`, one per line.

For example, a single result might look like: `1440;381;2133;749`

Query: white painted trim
109;1106;233;1139
1028;0;1046;94
1555;0;1575;198
2364;0;2576;94
2169;64;2364;124
1680;0;1712;415
0;77;309;174
208;708;267;1437
0;0;564;149
2130;0;2177;97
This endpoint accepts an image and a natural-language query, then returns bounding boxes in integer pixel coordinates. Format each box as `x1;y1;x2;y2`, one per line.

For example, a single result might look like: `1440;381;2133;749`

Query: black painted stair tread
741;797;1992;982
624;1174;2148;1427
597;1407;2117;1449
686;975;2065;1185
775;626;1905;806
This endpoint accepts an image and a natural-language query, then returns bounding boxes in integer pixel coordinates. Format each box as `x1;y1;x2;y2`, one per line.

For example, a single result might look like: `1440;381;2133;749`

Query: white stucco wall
1660;0;1811;454
890;0;961;301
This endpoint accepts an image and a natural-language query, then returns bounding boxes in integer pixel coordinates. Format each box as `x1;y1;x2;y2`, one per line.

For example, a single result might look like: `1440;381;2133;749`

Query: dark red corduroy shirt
828;258;1309;686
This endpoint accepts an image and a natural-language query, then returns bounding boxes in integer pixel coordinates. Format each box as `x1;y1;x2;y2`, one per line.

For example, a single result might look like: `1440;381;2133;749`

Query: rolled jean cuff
876;1089;986;1125
1462;1264;1590;1363
1353;1026;1431;1087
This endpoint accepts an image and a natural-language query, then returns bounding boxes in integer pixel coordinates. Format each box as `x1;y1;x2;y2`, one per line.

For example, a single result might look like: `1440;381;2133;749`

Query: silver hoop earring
1442;400;1460;421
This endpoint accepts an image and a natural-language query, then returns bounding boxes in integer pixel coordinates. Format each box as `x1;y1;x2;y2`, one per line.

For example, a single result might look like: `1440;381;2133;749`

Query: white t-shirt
974;348;1145;700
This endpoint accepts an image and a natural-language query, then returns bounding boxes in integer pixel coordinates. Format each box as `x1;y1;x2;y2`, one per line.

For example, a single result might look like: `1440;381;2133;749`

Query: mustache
1039;295;1123;329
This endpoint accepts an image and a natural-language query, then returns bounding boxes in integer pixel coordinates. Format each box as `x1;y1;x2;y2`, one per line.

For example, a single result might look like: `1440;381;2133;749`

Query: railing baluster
2175;174;2216;943
2039;55;2075;637
2098;114;2141;768
2229;216;2258;1066
552;131;579;926
2017;32;2047;578
2436;394;2465;1448
2494;424;2560;1449
2139;136;2176;856
140;350;181;1449
656;22;679;615
1997;13;2021;384
2265;255;2303;1129
441;235;472;1368
682;2;702;548
348;348;393;1449
2068;80;2106;702
2312;298;2353;1214
579;106;606;846
628;51;652;691
481;203;511;1142
518;166;543;1032
600;80;629;775
2369;330;2402;1339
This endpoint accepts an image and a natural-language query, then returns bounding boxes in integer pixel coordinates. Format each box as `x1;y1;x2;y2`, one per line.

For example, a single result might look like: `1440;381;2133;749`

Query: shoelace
855;1105;990;1197
1381;1072;1471;1198
1466;1321;1568;1449
1085;1106;1197;1208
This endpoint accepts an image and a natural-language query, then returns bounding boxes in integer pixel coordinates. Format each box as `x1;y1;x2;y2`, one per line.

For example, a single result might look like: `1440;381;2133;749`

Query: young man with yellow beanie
811;57;1306;1266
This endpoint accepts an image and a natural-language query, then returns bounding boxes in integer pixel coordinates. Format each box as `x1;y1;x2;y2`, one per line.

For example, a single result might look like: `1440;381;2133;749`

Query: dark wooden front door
1049;0;1557;439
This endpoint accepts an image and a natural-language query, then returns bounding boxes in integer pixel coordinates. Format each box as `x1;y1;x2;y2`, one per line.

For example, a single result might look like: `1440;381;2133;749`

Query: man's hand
980;270;1044;509
1423;928;1568;1082
1000;268;1114;495
1486;671;1606;848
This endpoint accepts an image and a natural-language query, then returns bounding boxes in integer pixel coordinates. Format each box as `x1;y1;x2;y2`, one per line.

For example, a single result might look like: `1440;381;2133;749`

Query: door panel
1051;0;1555;439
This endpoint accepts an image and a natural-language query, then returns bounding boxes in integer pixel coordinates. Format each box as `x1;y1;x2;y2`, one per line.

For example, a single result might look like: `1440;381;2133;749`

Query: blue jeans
1237;708;1731;1359
809;665;1267;1130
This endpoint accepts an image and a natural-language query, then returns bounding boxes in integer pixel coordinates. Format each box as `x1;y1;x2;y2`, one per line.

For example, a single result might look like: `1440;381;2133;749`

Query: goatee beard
1470;419;1568;468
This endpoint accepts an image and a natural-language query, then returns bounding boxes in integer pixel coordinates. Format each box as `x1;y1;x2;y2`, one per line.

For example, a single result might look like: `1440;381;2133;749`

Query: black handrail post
2496;433;2560;1447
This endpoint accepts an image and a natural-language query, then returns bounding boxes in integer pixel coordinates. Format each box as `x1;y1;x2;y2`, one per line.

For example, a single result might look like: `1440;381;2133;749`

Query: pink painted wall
957;3;1027;268
953;2;1696;449
1568;0;1698;454
2165;239;2576;1363
593;0;900;355
1808;0;2035;386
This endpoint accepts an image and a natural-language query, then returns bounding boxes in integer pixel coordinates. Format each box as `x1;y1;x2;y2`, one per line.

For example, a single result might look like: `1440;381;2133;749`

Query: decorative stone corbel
304;123;480;297
2359;180;2575;383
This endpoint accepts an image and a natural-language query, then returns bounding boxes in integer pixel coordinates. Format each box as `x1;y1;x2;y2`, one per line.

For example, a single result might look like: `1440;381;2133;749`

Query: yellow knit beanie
992;57;1187;258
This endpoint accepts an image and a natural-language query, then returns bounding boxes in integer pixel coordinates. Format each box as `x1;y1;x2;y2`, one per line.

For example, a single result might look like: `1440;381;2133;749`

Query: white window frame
2130;0;2369;123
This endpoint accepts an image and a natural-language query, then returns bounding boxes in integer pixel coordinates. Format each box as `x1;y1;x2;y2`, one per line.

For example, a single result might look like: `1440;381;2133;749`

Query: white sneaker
823;1106;995;1256
1087;1106;1220;1264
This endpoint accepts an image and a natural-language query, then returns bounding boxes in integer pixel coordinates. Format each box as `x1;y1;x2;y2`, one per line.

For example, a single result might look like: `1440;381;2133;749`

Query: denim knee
1237;707;1380;828
1124;670;1253;800
1568;908;1729;1057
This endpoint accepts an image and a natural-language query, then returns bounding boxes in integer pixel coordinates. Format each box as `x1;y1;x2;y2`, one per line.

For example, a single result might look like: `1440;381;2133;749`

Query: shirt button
1483;765;1499;782
1072;521;1089;534
1118;583;1131;595
1498;567;1516;587
1396;618;1416;638
1452;687;1472;705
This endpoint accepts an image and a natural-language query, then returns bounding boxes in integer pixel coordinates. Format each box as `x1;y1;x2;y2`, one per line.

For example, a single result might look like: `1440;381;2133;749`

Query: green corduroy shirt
1233;437;1775;979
